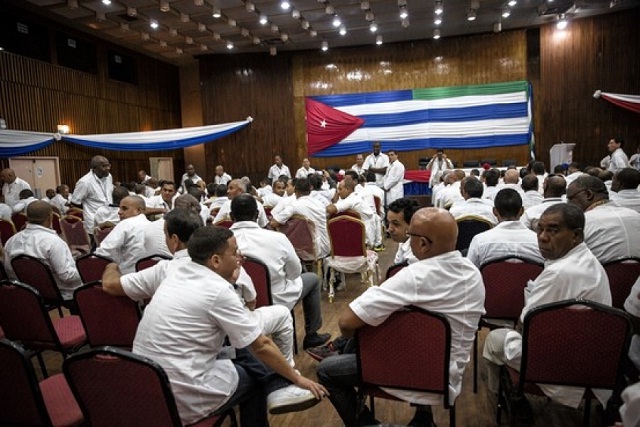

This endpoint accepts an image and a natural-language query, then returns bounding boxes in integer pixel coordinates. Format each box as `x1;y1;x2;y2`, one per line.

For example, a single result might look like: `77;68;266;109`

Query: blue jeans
317;354;360;427
214;347;291;426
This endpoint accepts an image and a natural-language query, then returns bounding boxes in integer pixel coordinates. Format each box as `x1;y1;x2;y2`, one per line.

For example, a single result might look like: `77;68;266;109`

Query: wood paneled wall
201;31;529;183
536;8;640;168
0;48;183;187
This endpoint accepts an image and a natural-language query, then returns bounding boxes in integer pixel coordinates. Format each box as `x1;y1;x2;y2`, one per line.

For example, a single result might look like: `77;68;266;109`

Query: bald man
317;208;485;427
3;201;81;301
96;195;150;274
1;168;32;209
70;155;113;237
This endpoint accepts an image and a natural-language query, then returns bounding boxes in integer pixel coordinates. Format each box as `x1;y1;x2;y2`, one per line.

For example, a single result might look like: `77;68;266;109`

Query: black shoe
358;405;381;426
510;394;534;424
407;409;436;427
303;332;331;349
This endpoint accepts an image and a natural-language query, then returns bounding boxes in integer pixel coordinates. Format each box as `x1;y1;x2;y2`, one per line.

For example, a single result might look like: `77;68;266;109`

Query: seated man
520;175;566;231
230;195;330;349
214;179;269;227
449;176;497;225
50;184;71;215
567;175;640;263
106;224;327;426
611;168;640;213
3;201;82;301
95;195;150;274
467;189;543;268
93;185;129;229
483;203;612;409
387;198;420;265
12;189;39;213
317;208;485;427
261;178;287;207
520;174;543;209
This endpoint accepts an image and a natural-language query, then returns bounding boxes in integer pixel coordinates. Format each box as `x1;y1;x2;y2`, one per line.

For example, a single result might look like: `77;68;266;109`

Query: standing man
607;137;630;173
70;155;113;238
137;170;152;185
363;141;389;188
268;155;292;182
426;148;454;188
214;165;232;186
382;150;405;207
1;168;32;210
295;158;316;179
351;154;366;176
180;164;203;193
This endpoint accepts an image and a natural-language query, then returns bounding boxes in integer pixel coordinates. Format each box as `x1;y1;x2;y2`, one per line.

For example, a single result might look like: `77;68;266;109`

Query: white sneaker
267;384;320;415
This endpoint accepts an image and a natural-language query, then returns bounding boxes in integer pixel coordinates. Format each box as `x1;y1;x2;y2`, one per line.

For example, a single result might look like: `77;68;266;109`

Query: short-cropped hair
188;226;234;265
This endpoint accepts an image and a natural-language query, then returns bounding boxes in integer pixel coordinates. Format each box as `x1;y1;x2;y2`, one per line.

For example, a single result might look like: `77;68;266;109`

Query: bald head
26;201;52;225
504;169;520;184
407;207;458;260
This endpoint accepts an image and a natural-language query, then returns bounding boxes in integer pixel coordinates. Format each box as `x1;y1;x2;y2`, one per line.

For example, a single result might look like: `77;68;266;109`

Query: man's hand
292;375;329;400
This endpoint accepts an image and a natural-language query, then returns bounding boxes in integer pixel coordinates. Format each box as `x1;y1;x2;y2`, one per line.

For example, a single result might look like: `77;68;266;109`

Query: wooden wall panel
536;8;640;168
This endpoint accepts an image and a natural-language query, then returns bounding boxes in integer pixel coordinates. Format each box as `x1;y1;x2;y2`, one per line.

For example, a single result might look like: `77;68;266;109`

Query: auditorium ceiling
10;0;640;65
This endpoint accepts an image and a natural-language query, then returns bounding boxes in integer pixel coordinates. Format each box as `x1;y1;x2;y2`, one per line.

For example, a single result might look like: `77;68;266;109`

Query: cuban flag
305;80;533;157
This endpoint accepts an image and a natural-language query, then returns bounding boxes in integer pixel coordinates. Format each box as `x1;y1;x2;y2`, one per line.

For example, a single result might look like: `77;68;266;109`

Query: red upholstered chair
328;209;361;220
0;280;87;378
11;212;28;231
135;254;172;272
455;215;493;252
242;256;273;309
324;215;379;302
278;214;322;277
497;299;632;427
74;281;141;349
602;258;640;310
211;219;234;228
356;306;456;426
472;256;543;392
0;218;17;246
63;346;235;427
0;338;84;427
66;208;84;220
51;212;63;235
93;226;114;246
11;254;68;316
384;262;408;281
75;253;113;283
59;216;90;257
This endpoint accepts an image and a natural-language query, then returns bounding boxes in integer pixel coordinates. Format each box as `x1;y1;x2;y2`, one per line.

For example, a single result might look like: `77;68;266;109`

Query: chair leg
582;393;591;427
36;352;48;378
291;310;298;355
369;395;375;418
473;329;478;393
449;404;456;427
328;271;335;303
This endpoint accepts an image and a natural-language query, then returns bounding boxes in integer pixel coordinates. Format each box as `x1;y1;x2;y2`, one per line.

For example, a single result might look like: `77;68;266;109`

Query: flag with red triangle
305;98;364;156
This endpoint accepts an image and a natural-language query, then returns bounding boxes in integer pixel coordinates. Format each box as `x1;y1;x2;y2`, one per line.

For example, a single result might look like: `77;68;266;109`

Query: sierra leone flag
305;80;533;157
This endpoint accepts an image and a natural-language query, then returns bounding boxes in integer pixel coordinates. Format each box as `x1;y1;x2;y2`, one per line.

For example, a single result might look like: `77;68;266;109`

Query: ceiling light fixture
361;1;370;9
508;0;517;5
399;6;408;19
292;9;301;18
212;8;221;18
434;16;442;25
213;32;221;40
271;24;279;32
339;25;347;35
467;9;476;21
433;28;441;39
57;125;70;134
200;44;207;50
325;5;335;14
301;20;310;29
176;47;183;54
186;36;194;44
228;19;237;26
198;23;206;31
281;33;289;41
160;40;167;47
141;32;150;41
150;20;159;29
180;12;189;22
160;0;170;11
332;16;341;27
253;37;260;44
370;21;378;32
101;0;111;5
556;14;568;29
434;0;443;15
170;28;178;36
376;35;383;45
245;1;255;11
321;41;328;51
270;46;277;56
280;0;290;10
127;6;137;16
259;14;268;24
96;11;106;21
402;18;409;28
502;8;511;18
227;41;234;49
493;22;502;32
365;11;374;21
195;0;204;5
241;28;250;36
309;29;317;37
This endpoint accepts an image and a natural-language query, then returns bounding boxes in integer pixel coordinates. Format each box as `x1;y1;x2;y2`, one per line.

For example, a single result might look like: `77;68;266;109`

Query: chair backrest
51;212;62;235
60;217;91;253
74;281;141;348
455;216;493;252
63;346;184;427
463;160;479;168
11;212;28;231
602;258;640;310
135;254;172;272
519;299;632;394
76;253;113;283
385;262;408;281
0;338;53;426
11;254;64;305
278;215;317;262
480;256;544;320
212;219;234;228
0;219;17;246
93;226;114;246
329;209;361;220
356;306;453;408
242;256;273;308
0;280;60;350
66;208;84;220
327;216;366;257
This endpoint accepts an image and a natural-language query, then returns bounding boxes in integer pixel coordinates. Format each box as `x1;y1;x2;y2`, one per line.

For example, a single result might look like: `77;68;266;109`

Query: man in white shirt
520;174;543;209
567;175;640;264
179;164;203;194
607;137;630;174
520;175;566;231
137;170;152;185
96;196;150;274
214;179;269;227
214;165;232;186
41;189;56;204
1;168;32;210
270;177;330;260
530;161;547;194
50;184;71;215
481;168;501;201
449;176;497;225
496;169;525;199
483;203;611;408
70;155;113;237
268;155;292;182
317;207;485;427
362;141;389;188
387;198;420;265
435;169;465;209
467;188;543;268
327;179;381;249
295;158;316;179
382;150;405;207
351;154;366;176
3;201;82;302
230;195;330;350
93;186;129;229
146;180;177;218
103;224;327;426
426;148;453;189
564;162;584;188
12;189;39;214
610;168;640;213
261;179;286;207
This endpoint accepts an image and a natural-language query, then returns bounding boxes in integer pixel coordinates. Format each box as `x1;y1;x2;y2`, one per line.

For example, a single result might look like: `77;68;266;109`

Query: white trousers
252;304;295;367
